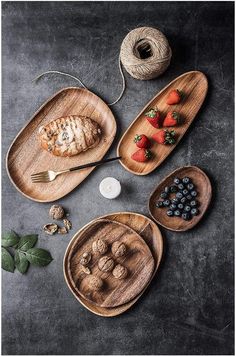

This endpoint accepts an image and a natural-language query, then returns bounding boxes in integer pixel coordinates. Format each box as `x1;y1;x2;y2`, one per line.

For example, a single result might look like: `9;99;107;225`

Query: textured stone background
2;2;234;355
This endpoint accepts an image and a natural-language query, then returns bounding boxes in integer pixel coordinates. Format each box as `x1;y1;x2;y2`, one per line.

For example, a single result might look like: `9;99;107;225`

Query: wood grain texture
66;219;155;308
6;87;117;202
149;166;212;231
64;212;162;315
117;71;208;175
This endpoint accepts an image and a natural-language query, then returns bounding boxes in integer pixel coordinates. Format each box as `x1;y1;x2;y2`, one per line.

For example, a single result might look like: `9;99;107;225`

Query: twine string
33;56;126;107
33;27;171;105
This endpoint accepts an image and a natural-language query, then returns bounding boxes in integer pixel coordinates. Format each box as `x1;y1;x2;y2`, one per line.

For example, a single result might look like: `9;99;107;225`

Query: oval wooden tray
65;219;155;308
117;71;208;175
64;212;163;316
149;166;212;231
6;87;117;202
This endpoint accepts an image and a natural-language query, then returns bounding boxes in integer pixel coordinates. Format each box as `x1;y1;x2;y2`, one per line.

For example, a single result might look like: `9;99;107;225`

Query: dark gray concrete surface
2;2;234;355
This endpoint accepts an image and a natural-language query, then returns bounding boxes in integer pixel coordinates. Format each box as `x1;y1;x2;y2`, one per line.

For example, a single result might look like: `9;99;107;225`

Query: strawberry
134;134;151;148
144;108;162;128
131;148;151;162
163;111;181;127
166;89;182;105
152;130;176;145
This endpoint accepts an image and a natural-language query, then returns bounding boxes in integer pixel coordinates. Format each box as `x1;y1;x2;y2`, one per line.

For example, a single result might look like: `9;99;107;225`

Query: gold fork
31;156;121;183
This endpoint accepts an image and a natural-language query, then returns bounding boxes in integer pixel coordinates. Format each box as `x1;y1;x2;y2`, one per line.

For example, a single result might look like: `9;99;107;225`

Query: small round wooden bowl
149;166;212;232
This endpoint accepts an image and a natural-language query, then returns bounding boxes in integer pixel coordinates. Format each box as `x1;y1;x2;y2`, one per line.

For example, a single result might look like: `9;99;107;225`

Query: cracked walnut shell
43;223;58;235
87;275;103;291
98;256;114;272
111;241;127;257
92;238;108;255
112;264;128;279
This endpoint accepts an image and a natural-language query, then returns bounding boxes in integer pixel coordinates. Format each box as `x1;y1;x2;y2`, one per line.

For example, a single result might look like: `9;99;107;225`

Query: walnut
111;241;127;257
98;256;114;272
43;223;58;235
80;252;92;266
63;218;72;230
58;227;67;234
87;275;103;291
49;205;65;220
92;239;108;255
112;264;128;279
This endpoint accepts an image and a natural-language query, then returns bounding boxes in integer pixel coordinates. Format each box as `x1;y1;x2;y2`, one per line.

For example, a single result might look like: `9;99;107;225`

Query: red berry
134;134;151;148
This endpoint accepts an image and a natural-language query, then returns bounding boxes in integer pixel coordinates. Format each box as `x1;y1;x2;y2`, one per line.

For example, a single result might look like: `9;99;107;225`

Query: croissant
38;115;101;157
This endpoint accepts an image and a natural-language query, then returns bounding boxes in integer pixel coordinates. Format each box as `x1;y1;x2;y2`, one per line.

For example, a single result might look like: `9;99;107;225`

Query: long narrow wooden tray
117;71;208;175
63;212;163;316
6;87;117;202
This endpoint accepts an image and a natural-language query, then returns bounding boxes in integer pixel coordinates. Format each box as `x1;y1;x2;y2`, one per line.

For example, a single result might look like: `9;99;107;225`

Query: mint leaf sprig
2;231;53;274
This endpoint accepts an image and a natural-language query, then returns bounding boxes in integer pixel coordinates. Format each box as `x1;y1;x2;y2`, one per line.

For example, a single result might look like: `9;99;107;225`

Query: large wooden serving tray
64;212;163;316
6;87;117;202
65;219;155;308
117;71;208;175
149;166;212;231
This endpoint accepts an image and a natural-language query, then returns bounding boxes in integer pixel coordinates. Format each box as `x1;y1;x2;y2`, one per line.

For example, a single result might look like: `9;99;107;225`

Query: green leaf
17;234;38;252
24;248;53;266
14;250;29;274
1;247;14;272
2;230;20;247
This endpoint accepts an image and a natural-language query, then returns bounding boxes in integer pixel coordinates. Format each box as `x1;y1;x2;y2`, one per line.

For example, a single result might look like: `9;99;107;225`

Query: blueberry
182;189;188;196
191;208;199;216
191;190;198;197
184;205;191;212
174;177;181;185
182;177;191;184
186;194;192;200
160;192;168;199
176;192;183;199
182;212;191;221
167;209;174;217
170;185;178;193
171;198;179;204
178;183;184;190
177;203;184;210
156;201;164;208
180;197;187;204
190;200;197;207
164;186;170;194
174;209;181;217
187;183;194;191
163;199;170;207
170;204;177;211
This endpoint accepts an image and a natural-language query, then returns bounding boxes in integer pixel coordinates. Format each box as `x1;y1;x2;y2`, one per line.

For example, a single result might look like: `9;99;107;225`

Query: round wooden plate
65;219;155;308
149;166;212;231
117;71;208;175
64;212;163;316
6;87;117;202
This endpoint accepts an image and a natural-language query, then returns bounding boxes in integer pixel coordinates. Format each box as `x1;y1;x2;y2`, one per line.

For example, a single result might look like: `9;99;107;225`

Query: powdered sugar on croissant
38;115;101;157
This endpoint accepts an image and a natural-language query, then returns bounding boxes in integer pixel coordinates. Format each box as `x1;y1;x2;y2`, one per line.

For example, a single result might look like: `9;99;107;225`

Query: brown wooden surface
6;87;117;202
117;71;208;175
66;219;155;308
149;166;212;231
64;212;163;316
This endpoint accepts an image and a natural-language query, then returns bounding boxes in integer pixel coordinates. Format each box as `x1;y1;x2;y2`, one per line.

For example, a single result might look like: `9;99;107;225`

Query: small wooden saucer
149;166;212;231
65;219;155;308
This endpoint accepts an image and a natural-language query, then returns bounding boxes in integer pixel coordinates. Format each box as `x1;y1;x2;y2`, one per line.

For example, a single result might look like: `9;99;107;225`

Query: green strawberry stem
145;108;158;118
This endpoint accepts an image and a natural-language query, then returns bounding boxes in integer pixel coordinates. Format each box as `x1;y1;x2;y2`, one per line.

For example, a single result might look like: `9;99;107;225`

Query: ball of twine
120;26;172;80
